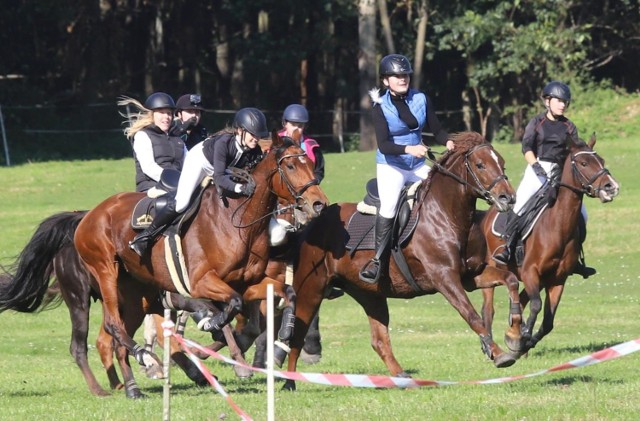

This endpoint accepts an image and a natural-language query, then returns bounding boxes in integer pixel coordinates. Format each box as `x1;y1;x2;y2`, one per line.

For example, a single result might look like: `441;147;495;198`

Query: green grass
0;92;639;420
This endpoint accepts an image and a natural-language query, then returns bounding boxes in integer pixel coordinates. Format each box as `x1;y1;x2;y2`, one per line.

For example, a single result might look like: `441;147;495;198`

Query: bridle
427;143;509;205
560;150;611;198
231;145;319;228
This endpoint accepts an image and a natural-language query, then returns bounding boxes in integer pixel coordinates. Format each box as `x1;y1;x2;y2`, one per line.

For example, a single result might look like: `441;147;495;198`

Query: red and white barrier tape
174;335;640;388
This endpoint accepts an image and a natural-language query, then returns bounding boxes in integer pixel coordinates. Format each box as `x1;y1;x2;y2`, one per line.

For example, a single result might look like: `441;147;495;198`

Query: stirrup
492;246;511;266
359;259;380;284
129;238;149;257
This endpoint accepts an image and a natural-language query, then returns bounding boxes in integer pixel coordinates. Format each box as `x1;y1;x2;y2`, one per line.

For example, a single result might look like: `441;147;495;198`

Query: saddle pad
131;197;156;229
345;210;419;252
490;206;547;241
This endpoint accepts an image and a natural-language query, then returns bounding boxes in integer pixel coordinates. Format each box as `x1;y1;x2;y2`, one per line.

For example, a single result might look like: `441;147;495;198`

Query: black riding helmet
282;104;309;125
233;107;269;139
144;92;175;110
379;54;413;77
175;94;204;112
542;81;571;102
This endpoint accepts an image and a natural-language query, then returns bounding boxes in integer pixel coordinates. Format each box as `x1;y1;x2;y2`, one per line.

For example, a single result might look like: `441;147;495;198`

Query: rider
119;92;187;193
492;81;596;278
278;104;325;182
172;93;209;150
359;54;454;284
129;107;269;256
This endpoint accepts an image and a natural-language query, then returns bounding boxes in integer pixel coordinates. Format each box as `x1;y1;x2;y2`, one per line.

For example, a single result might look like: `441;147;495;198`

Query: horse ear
588;131;596;149
291;128;302;145
272;129;283;148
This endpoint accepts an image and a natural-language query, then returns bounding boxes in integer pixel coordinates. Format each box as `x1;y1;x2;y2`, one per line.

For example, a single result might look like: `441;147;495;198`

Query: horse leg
143;314;157;353
95;325;123;391
301;313;322;364
437;278;516;368
519;273;543;352
530;283;566;348
152;313;209;387
54;254;111;397
243;280;296;367
473;266;523;353
349;290;408;377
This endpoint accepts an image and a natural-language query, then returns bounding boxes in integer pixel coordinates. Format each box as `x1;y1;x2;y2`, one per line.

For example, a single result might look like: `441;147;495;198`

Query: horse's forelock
274;137;297;160
439;131;486;166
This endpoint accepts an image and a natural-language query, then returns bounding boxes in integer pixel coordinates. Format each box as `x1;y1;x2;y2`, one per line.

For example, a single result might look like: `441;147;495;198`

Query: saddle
345;178;420;253
490;169;586;266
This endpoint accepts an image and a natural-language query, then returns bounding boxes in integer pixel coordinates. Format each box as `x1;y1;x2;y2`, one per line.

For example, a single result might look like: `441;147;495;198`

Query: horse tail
0;211;87;313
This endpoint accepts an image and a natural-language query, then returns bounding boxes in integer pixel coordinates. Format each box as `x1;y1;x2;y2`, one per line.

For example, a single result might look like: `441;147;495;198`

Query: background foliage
0;0;638;164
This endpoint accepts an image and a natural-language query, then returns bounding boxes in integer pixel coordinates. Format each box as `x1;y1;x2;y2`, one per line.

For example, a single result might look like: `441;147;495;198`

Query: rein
425;144;508;204
230;149;319;229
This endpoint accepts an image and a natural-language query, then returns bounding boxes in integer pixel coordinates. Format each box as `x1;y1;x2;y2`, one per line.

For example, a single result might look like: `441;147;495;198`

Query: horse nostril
313;201;326;214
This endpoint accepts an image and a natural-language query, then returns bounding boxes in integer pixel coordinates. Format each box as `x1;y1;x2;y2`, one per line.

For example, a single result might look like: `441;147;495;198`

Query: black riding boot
572;216;596;279
129;197;178;256
359;215;394;284
492;233;517;266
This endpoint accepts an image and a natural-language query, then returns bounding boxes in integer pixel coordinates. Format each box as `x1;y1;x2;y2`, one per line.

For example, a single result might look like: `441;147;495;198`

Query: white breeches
376;163;430;219
513;160;587;220
175;142;214;213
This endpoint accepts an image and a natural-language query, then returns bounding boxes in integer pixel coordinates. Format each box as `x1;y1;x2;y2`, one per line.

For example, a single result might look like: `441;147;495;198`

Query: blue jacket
375;89;427;170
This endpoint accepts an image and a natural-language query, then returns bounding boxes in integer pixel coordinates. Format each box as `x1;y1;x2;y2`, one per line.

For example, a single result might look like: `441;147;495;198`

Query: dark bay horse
282;132;520;390
73;133;328;377
478;134;619;354
0;211;222;397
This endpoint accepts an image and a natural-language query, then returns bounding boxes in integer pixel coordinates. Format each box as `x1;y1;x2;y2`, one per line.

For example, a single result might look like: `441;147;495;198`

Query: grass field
1;103;639;420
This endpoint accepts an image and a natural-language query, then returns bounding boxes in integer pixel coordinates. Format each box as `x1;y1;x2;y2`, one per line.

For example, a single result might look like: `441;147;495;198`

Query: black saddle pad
131;197;157;229
345;209;419;252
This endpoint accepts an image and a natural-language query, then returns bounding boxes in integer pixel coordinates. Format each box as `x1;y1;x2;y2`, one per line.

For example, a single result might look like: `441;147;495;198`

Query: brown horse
282;132;520;390
478;134;619;354
73;132;328;376
0;211;235;397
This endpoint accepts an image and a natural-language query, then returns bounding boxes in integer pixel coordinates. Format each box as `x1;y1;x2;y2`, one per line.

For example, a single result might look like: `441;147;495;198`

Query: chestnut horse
282;132;520;390
478;134;619;354
73;133;328;379
0;210;257;397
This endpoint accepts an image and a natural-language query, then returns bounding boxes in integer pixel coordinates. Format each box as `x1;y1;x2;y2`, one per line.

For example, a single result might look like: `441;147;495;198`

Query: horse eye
476;162;486;170
286;162;295;170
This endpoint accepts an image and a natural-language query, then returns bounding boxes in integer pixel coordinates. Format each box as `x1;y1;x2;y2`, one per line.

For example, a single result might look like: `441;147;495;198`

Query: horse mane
421;131;487;192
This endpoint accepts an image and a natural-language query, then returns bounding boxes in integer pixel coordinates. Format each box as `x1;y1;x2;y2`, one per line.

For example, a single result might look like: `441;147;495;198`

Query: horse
280;132;521;390
0;210;229;397
73;132;328;378
478;133;619;354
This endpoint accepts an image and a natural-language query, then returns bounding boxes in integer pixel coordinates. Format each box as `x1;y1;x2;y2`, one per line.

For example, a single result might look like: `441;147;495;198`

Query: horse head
440;132;516;212
266;130;328;222
565;133;619;202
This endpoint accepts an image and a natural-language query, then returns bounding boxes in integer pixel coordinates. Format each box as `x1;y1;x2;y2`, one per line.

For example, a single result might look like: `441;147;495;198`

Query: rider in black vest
119;92;186;193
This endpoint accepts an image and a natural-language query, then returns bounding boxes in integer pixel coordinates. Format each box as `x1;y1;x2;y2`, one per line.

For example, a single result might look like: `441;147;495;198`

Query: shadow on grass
529;340;625;357
544;375;624;387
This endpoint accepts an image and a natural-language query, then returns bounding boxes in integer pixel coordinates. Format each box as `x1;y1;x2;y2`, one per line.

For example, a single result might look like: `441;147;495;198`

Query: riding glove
532;162;547;178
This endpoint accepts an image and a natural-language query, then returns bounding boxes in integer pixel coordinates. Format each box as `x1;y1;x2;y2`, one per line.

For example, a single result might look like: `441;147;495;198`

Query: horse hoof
504;334;524;354
142;365;164;380
282;380;296;391
493;352;516;368
300;349;322;365
233;365;254;379
125;388;146;399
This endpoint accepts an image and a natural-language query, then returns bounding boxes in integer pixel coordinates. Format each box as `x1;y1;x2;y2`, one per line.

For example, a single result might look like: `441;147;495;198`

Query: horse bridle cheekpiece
273;145;319;206
463;144;509;203
568;150;611;197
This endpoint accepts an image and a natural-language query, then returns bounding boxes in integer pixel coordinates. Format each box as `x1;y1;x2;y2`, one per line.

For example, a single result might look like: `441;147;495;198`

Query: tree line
0;0;637;153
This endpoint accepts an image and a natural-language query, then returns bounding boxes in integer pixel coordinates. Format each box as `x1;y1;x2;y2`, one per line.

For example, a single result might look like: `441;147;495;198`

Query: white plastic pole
266;284;275;421
0;105;10;166
163;309;172;421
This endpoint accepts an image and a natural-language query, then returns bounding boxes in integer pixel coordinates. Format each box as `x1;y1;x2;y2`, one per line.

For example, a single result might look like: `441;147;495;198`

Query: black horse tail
0;211;87;313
